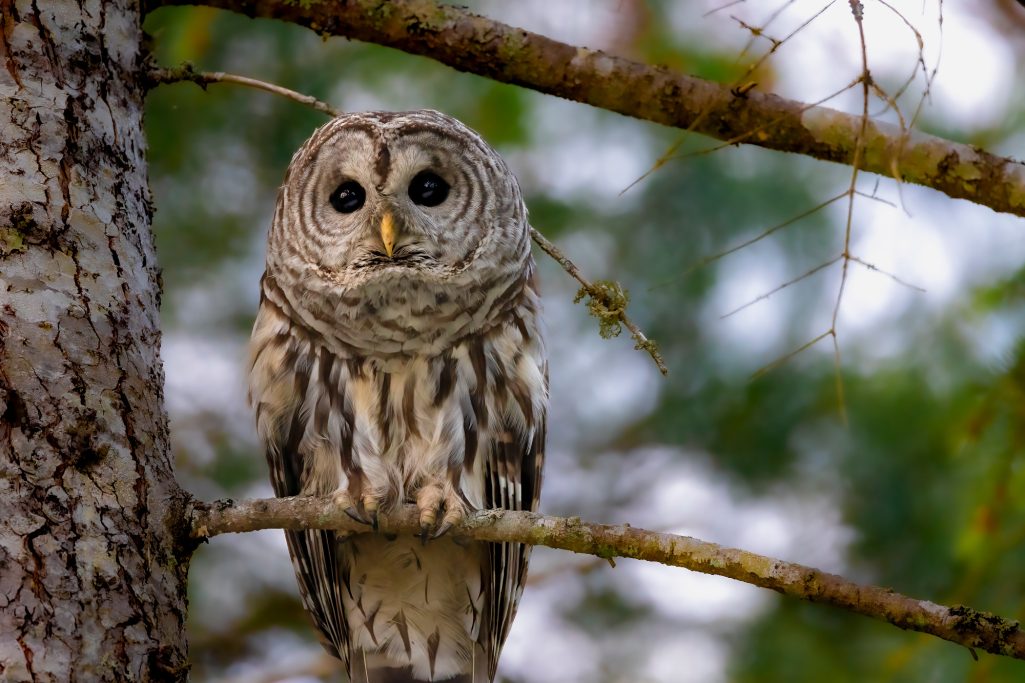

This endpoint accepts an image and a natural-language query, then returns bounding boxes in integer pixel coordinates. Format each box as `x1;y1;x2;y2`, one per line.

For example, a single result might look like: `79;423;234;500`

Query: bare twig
530;228;668;375
752;329;834;378
148;64;342;116
849;255;926;292
682;192;848;278
190;495;1025;662
721;254;842;319
157;0;1025;219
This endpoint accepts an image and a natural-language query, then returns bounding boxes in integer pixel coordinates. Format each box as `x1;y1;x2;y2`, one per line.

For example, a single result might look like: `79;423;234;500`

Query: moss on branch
156;0;1025;218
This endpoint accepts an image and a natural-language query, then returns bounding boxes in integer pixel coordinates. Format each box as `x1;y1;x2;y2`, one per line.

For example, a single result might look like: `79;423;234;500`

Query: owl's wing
480;370;547;680
266;413;351;662
253;297;351;663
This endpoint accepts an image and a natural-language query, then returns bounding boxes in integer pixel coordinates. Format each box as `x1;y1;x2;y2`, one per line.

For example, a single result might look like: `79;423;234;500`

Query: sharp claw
345;507;371;525
371;509;380;532
419;523;432;546
432;521;453;539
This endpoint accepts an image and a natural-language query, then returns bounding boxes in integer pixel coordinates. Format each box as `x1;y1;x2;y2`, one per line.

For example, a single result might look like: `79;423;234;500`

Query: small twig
670;191;848;283
530;228;668;375
190;495;1025;662
849;255;926;292
721;255;842;319
752;329;833;379
148;64;342;117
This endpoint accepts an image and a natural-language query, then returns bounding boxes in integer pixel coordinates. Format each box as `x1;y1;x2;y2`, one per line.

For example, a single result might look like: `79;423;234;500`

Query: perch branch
156;0;1025;219
191;496;1025;661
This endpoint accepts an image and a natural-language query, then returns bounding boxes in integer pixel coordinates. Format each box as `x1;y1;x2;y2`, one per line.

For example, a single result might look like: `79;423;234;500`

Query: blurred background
144;1;1025;681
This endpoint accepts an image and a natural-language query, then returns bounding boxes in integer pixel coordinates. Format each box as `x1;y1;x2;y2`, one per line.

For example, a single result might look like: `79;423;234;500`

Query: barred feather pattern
248;111;547;682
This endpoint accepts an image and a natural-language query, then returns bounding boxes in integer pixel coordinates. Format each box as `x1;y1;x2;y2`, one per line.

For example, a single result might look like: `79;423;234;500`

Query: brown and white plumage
248;111;546;682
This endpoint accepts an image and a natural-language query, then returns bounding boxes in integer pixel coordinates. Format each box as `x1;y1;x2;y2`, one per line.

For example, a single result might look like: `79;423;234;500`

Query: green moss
3;204;37;255
575;280;629;339
0;227;26;255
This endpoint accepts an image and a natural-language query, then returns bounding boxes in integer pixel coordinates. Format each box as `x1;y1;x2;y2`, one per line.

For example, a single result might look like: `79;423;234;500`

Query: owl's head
264;110;534;354
267;110;530;288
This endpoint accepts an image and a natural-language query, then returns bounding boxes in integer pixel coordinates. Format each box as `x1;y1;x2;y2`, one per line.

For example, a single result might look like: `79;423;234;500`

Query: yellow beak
380;211;396;258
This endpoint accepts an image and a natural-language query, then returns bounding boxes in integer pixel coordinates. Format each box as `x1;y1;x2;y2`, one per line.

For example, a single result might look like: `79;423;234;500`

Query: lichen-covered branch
191;496;1025;661
156;0;1025;218
529;228;667;374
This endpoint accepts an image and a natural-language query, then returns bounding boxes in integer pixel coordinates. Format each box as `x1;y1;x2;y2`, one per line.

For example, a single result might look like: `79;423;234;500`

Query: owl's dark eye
329;181;366;214
408;171;449;207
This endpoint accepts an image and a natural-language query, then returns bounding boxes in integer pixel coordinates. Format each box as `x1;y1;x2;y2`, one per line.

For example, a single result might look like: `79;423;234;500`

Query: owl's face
268;110;529;289
265;110;533;355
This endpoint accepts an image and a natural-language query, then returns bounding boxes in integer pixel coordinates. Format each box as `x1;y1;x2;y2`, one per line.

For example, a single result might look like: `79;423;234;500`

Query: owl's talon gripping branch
332;490;372;526
415;481;465;542
344;507;371;525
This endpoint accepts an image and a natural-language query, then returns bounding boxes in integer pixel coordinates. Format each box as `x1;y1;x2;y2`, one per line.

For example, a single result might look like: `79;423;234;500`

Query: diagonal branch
156;0;1025;219
529;228;667;374
190;496;1025;662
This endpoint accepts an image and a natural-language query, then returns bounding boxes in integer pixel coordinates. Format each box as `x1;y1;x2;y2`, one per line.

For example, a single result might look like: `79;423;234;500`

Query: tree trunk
0;1;189;680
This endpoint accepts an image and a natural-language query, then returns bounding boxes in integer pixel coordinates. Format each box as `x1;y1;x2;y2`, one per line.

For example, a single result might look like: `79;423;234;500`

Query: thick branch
192;496;1025;661
158;0;1025;218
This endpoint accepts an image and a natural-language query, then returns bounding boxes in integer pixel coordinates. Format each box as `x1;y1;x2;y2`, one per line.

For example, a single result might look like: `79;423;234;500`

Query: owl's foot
416;482;465;542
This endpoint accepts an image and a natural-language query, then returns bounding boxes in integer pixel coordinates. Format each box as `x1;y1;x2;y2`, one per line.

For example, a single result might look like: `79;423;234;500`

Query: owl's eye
408;171;449;207
329;181;366;214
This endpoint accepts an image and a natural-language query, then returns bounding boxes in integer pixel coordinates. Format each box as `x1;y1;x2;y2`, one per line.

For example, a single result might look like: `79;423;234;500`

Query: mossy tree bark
0;1;189;680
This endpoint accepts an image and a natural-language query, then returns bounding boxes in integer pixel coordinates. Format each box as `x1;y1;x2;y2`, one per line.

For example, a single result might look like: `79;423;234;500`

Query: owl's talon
370;509;380;531
344;506;371;525
433;505;463;539
333;491;371;525
419;523;432;546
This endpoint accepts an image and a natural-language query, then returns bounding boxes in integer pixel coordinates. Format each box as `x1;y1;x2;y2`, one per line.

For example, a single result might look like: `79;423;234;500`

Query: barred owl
248;110;547;683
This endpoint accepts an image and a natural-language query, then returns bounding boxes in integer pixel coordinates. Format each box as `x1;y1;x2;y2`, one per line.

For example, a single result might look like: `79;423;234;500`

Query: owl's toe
415;482;465;541
361;493;382;530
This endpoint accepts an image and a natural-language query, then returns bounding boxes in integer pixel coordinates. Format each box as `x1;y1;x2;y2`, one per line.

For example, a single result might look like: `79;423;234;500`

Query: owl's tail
348;654;482;683
354;667;473;683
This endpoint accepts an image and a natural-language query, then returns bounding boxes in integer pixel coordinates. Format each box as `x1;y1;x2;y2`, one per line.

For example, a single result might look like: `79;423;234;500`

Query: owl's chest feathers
250;284;545;511
273;263;527;357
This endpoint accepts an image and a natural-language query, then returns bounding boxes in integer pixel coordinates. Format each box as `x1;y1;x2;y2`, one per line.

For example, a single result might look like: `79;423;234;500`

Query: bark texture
159;0;1025;219
194;497;1025;662
0;1;189;680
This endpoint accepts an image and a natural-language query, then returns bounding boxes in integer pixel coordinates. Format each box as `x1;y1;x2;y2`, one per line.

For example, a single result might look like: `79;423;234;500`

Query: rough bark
158;0;1025;219
194;497;1025;662
0;1;189;681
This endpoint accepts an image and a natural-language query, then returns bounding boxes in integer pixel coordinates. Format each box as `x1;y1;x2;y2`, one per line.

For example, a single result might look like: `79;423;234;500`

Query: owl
248;110;547;683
